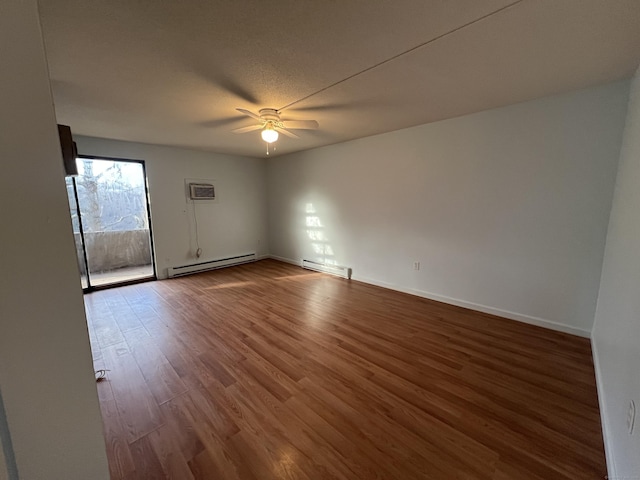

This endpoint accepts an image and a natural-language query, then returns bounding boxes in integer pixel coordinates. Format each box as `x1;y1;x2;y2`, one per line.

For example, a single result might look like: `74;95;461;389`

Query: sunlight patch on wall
305;203;336;265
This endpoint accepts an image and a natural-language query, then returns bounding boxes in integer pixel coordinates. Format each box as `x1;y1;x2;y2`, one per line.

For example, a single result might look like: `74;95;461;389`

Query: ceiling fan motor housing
259;108;280;122
232;107;317;142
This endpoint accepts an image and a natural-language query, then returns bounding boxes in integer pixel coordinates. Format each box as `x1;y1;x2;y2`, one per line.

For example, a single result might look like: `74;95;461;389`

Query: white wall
0;0;109;478
592;67;640;478
75;136;269;279
268;82;629;336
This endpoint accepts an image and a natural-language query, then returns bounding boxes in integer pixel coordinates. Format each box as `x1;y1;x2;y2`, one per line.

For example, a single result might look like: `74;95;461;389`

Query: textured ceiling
39;0;640;158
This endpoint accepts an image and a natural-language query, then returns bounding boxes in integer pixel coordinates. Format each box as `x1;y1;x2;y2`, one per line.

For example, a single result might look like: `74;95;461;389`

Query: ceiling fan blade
236;108;262;121
281;119;319;130
274;126;299;138
232;124;263;134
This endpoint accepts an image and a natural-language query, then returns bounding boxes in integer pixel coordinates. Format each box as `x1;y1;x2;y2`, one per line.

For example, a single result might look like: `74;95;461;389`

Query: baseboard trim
268;255;301;266
356;274;591;338
591;337;616;478
267;255;590;338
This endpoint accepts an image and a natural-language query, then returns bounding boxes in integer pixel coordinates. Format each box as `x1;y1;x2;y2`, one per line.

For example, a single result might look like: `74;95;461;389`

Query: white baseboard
591;337;616;479
355;274;591;338
267;255;591;338
268;254;301;266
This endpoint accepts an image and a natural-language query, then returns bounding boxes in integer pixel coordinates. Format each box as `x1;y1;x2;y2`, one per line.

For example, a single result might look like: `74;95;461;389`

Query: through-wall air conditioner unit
189;183;215;200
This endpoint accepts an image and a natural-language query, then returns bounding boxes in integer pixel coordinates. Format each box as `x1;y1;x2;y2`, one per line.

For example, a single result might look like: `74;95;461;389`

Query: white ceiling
38;0;640;158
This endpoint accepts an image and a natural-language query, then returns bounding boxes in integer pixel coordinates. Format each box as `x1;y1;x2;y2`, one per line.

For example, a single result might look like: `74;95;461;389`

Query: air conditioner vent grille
189;183;215;200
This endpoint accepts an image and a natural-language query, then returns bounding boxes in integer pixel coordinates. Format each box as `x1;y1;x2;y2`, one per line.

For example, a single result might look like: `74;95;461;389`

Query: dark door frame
72;154;157;292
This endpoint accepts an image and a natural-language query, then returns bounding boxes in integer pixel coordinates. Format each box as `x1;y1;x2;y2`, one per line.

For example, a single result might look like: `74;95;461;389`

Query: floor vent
168;253;256;278
302;259;352;279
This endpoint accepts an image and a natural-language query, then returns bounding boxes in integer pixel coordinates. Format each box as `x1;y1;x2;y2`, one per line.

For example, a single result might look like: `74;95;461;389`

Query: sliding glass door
65;176;90;289
67;156;155;290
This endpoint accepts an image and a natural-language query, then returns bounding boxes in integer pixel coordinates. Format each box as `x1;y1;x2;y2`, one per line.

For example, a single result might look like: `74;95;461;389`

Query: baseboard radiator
168;253;257;278
302;259;352;280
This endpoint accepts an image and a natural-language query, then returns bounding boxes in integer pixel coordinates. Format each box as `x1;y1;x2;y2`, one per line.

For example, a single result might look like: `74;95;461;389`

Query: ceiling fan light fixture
261;123;279;143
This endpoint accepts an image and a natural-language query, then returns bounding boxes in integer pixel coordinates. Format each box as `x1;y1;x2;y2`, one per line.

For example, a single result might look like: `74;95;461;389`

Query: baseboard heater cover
302;259;352;280
168;253;256;278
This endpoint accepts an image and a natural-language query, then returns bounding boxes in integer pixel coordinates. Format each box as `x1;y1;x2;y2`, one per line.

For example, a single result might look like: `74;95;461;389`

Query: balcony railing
73;229;152;275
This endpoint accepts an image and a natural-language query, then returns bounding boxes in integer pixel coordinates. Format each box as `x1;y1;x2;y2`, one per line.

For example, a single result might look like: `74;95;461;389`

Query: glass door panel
73;157;155;288
65;177;89;289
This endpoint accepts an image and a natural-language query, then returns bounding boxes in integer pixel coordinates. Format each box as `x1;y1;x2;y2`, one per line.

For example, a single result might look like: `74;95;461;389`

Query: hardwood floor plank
125;326;189;405
102;343;164;444
227;383;335;480
158;401;206;463
146;425;195;480
230;367;354;480
304;352;500;477
284;395;396;480
83;259;607;479
93;312;126;348
187;448;232;480
97;394;136;479
295;378;435;479
124;435;166;480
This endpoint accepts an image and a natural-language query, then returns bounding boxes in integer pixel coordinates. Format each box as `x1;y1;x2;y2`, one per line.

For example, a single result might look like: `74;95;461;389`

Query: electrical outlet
413;261;420;271
627;400;636;435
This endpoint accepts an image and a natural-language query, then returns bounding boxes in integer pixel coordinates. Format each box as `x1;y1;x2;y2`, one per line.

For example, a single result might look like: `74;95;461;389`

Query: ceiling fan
232;108;319;145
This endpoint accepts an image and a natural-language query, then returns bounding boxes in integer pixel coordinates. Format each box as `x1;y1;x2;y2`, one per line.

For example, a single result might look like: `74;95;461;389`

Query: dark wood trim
75;154;157;291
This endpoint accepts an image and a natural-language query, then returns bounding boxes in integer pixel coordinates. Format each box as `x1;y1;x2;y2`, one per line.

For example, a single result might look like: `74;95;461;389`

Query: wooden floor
85;259;606;479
